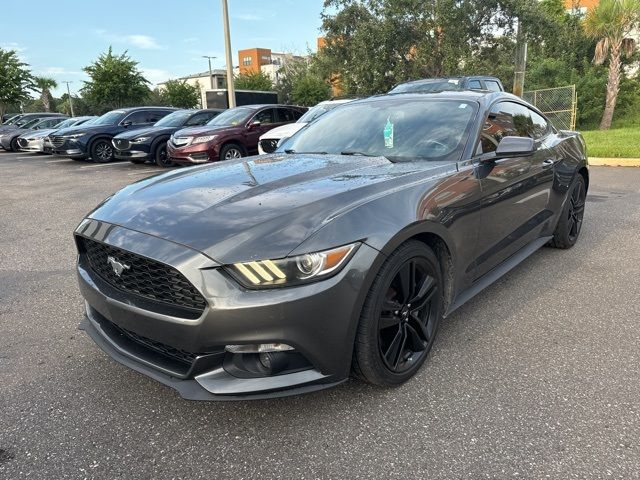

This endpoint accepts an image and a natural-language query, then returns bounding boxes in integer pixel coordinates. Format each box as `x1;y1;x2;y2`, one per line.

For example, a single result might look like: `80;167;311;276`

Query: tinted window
207;107;252;126
283;98;478;162
390;80;461;93
292;108;305;120
93;110;126;126
254;108;275;125
468;80;482;89
276;108;295;122
485;80;502;92
148;110;171;122
480;102;533;153
529;109;550;139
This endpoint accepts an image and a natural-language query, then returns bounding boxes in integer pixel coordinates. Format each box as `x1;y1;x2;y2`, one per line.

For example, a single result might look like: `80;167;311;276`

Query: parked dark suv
50;107;176;162
167;104;306;165
390;76;504;94
112;109;222;167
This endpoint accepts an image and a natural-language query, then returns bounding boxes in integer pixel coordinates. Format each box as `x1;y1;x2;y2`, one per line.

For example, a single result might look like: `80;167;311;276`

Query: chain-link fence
523;85;577;131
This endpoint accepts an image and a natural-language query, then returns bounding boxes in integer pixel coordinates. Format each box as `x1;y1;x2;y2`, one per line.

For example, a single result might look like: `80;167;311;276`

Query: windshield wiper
340;151;373;156
284;149;328;154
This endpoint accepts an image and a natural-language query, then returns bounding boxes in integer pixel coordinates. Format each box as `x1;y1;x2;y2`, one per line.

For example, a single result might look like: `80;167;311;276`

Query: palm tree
34;76;58;112
584;0;640;130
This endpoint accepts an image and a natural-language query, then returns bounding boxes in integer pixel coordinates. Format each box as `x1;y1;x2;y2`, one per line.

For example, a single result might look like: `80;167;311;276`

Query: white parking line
127;169;160;176
46;158;72;164
79;162;127;169
13;154;47;160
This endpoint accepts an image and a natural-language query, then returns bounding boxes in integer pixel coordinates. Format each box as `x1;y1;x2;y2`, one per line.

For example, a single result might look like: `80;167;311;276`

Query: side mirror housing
249;120;261;129
494;136;535;158
122;120;133;127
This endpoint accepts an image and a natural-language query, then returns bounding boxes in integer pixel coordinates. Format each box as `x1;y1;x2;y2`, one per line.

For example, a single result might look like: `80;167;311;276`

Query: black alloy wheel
353;241;443;386
549;174;586;249
155;143;172;168
91;139;114;163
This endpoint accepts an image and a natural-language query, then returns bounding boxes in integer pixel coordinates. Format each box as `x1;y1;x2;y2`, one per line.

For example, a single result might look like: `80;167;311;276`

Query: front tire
219;143;244;160
9;137;19;152
353;241;443;387
549;174;586;249
90;139;114;163
155;142;172;167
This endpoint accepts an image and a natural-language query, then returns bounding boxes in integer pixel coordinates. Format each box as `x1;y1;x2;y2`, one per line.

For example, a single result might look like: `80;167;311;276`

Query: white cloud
183;37;198;44
125;34;162;50
1;42;27;53
40;66;82;75
141;68;172;86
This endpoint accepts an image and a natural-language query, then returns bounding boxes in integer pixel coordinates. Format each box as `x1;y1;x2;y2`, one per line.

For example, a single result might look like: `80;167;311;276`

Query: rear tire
548;174;586;249
155;142;172;167
90;138;114;163
352;241;443;387
219;143;244;160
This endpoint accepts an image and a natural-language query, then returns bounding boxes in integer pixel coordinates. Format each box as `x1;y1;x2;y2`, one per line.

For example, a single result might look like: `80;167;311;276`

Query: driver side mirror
248;120;261;129
122;120;133;127
494;136;535;158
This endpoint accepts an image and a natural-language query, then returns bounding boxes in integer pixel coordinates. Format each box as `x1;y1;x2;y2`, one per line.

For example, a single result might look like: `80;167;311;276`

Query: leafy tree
234;70;274;91
291;75;331;106
584;0;640;129
0;48;33;121
81;47;150;110
276;58;312;103
160;80;200;108
33;76;58;112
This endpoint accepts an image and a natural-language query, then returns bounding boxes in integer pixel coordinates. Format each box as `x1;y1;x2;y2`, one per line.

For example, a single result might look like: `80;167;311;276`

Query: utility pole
221;0;236;108
513;18;527;98
63;81;75;117
202;55;216;90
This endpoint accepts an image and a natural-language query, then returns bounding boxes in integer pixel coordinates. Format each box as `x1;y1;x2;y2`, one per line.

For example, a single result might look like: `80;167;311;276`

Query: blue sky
0;0;326;97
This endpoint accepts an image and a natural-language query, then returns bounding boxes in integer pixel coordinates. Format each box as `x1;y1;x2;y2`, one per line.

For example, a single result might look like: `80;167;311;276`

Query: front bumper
75;218;377;399
18;138;45;152
114;149;151;160
51;138;87;158
167;142;217;165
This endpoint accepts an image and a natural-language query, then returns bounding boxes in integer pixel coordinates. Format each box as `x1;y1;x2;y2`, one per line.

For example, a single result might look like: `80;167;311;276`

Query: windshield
206;107;251;126
154;110;192;127
390;80;462;94
298;103;344;123
15;117;36;127
77;117;96;126
54;118;76;129
5;115;21;125
21;118;43;129
281;98;478;162
92;110;126;126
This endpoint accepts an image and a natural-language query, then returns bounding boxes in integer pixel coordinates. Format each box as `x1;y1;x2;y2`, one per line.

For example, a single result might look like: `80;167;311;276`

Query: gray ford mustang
75;90;588;400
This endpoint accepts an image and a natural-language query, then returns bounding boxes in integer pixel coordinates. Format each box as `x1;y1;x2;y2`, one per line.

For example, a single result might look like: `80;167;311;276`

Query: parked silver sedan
17;116;96;153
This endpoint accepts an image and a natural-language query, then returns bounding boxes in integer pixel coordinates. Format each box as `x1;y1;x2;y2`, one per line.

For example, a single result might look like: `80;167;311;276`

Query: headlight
67;132;86;139
131;136;150;143
192;134;217;144
227;243;359;288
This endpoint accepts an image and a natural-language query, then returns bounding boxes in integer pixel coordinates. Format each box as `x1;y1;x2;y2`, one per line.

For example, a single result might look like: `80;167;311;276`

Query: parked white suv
258;99;354;154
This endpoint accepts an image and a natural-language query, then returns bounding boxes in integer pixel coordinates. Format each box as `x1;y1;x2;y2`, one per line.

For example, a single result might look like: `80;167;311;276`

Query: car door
245;108;276;153
472;101;552;280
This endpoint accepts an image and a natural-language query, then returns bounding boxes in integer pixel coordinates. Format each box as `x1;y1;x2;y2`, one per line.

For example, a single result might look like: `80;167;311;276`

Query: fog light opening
257;352;289;374
225;343;294;354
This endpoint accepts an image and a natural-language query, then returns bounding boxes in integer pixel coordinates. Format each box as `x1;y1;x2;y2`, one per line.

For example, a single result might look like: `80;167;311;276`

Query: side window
529;109;550;139
148;110;170;123
485;80;502;92
468;80;482;89
292;108;305;120
276;108;295;123
480;102;533;154
185;112;214;126
122;111;150;125
254;108;275;125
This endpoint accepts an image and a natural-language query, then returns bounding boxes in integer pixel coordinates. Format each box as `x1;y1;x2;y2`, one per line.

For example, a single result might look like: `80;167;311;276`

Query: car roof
114;106;178;113
355;89;523;108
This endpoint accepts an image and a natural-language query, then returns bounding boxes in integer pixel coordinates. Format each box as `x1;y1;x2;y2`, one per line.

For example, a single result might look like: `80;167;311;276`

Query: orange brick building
238;48;273;75
563;0;599;11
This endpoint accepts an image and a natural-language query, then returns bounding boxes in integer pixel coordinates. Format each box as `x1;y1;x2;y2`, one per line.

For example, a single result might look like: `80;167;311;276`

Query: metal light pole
221;0;236;108
512;18;527;98
63;81;75;117
202;55;216;89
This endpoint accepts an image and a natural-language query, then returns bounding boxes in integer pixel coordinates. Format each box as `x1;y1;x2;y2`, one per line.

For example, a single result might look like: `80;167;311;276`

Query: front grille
17;138;28;148
112;138;131;151
260;138;278;153
110;320;197;365
51;135;65;147
78;237;207;313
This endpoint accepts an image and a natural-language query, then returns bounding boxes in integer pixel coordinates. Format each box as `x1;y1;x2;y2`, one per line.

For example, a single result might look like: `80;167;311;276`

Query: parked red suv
167;104;306;164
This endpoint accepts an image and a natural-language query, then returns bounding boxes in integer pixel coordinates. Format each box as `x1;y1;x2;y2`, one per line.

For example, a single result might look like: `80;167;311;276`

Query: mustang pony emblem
107;256;130;277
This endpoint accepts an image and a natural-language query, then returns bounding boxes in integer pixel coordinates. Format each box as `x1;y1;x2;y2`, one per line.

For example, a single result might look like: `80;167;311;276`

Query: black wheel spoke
382;299;402;314
397;261;414;303
384;327;404;369
410;276;436;310
379;313;400;330
408;313;429;344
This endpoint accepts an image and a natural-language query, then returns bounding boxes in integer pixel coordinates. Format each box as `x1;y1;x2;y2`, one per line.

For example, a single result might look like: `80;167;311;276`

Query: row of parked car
0;75;506;167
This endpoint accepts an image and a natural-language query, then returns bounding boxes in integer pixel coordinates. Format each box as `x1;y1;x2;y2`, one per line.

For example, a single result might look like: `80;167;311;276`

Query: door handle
542;158;556;168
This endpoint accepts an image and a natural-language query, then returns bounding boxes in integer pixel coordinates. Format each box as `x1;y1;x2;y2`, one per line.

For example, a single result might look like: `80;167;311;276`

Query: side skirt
446;236;552;316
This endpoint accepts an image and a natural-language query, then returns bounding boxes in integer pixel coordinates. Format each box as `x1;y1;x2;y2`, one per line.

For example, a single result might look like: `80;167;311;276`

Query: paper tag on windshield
384;118;394;149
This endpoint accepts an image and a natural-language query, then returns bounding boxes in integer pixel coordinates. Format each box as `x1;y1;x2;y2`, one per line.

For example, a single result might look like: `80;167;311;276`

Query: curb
589;157;640;167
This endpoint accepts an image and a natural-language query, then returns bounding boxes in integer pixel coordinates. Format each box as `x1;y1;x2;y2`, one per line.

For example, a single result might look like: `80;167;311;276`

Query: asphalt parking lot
0;151;639;479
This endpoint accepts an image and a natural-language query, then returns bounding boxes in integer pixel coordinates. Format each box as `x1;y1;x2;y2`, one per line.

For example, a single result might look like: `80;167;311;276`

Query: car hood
259;122;307;140
20;127;57;139
115;126;178;140
89;153;455;264
172;125;237;138
55;124;114;136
